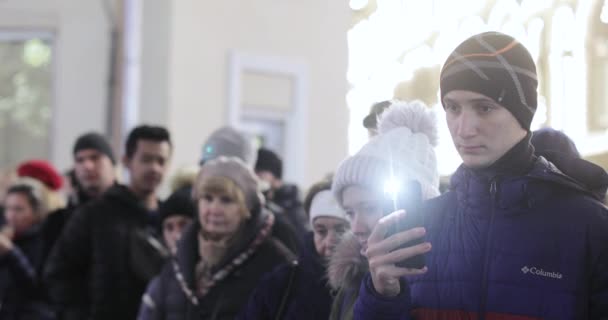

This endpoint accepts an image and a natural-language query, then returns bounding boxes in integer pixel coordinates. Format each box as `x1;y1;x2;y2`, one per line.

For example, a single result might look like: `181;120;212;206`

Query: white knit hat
309;190;348;226
332;100;440;206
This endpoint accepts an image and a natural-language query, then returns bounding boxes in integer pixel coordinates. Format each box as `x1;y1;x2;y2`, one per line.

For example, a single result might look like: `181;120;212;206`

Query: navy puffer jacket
354;157;608;319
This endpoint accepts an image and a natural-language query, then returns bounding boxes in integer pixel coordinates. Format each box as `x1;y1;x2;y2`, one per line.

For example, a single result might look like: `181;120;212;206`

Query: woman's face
4;192;37;236
162;215;193;255
341;185;384;255
312;216;349;258
198;192;245;240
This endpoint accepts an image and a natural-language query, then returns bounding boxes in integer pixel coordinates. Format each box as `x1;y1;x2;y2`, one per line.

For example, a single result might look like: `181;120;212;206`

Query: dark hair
255;148;283;179
303;179;333;220
363;100;392;130
125;125;172;159
7;184;42;214
159;186;196;223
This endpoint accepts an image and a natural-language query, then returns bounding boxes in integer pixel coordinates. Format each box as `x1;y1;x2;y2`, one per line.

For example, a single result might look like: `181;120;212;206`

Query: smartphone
383;180;426;269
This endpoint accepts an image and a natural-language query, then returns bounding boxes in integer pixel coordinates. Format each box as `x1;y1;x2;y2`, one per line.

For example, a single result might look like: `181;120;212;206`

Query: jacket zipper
479;180;497;320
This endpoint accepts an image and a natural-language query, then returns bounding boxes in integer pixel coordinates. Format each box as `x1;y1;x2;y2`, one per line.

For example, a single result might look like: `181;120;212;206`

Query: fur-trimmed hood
327;232;368;291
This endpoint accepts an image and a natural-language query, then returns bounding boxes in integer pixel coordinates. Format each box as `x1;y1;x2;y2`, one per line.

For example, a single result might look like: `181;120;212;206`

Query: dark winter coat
44;184;166;320
0;223;54;319
137;209;296;320
353;157;608;320
237;232;333;320
40;189;95;265
270;184;310;242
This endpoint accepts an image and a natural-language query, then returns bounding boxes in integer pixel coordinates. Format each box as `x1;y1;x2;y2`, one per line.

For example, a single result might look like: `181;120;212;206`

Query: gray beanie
73;132;116;164
196;156;264;212
200;127;257;168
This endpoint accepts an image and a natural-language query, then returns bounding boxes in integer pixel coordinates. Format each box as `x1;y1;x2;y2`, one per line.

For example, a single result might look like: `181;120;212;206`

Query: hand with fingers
364;210;432;297
0;227;15;256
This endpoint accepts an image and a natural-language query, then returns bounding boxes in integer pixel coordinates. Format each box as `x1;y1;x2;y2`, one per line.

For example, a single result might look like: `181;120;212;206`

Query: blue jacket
237;232;333;320
354;158;608;319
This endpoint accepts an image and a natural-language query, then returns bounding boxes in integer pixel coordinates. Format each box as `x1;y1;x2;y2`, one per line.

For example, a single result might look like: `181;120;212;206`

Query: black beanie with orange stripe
440;32;538;131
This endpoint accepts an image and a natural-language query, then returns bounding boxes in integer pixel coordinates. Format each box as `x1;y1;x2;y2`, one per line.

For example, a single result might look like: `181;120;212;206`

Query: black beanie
73;132;116;164
255;148;282;179
440;32;538;131
159;186;196;223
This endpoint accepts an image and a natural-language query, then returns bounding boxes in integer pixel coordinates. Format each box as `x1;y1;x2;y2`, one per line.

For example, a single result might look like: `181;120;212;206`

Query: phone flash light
384;177;400;212
384;177;400;196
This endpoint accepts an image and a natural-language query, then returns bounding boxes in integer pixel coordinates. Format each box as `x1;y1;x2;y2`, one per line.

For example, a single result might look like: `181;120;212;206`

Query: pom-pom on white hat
332;100;440;205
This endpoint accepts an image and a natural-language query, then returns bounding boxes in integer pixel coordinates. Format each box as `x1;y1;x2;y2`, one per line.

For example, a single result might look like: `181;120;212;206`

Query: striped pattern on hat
440;32;538;131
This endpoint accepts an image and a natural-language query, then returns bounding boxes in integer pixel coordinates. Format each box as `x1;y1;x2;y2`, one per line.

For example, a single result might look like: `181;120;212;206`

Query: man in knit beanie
45;125;173;320
40;132;118;267
355;32;608;319
72;132;117;199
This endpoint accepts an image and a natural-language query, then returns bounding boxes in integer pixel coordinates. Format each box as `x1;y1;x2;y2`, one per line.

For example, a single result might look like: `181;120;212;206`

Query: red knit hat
17;160;64;191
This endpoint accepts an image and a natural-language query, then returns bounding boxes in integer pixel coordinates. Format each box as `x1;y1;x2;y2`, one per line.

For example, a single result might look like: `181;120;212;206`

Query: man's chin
461;156;494;170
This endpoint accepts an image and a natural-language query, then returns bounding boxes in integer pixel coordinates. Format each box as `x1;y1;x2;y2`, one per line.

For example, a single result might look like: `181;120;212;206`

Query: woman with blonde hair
138;156;296;320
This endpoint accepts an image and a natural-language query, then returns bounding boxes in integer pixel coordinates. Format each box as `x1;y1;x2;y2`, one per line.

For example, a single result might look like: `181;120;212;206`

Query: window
0;31;54;168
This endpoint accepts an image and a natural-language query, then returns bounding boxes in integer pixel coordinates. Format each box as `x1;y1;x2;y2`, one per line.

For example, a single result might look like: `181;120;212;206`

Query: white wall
168;0;350;189
0;0;351;192
138;0;170;126
0;0;111;172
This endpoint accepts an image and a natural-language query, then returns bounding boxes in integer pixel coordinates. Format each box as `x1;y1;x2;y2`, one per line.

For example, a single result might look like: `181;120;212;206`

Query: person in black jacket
158;186;196;255
238;178;350;320
0;178;55;319
138;156;296;320
41;132;117;264
44;125;172;320
255;148;309;241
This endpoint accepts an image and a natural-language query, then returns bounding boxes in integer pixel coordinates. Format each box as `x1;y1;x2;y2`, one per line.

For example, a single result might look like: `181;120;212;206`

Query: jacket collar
174;207;274;291
327;233;368;291
450;157;597;216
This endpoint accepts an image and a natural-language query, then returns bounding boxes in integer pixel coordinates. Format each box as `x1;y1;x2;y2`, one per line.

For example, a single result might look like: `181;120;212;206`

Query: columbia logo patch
521;266;562;279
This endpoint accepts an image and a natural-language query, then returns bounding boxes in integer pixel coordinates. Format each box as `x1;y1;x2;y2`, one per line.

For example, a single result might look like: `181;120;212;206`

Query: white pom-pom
377;100;438;147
